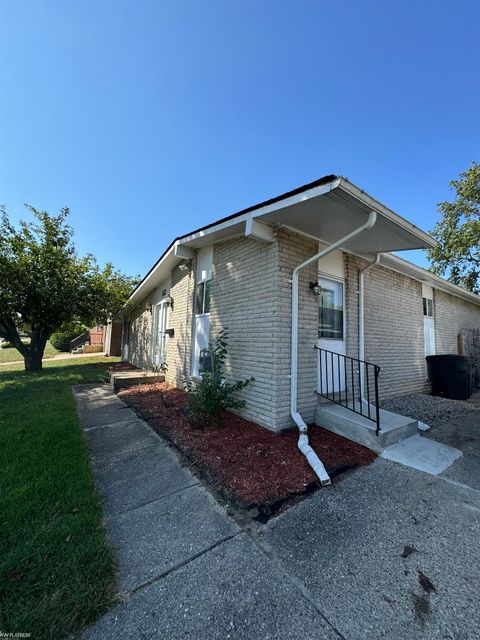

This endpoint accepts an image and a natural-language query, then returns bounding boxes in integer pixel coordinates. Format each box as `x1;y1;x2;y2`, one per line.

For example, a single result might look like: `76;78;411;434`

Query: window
318;277;344;339
423;297;433;317
204;279;211;313
195;280;211;315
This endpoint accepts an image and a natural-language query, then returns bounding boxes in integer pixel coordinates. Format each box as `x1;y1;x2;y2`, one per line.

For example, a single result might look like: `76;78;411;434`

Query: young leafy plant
144;360;168;384
184;329;254;429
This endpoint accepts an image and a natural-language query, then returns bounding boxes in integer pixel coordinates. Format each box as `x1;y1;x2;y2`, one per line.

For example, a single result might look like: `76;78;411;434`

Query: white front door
193;314;210;377
152;300;168;365
192;247;213;377
317;275;346;393
422;284;435;357
192;278;212;376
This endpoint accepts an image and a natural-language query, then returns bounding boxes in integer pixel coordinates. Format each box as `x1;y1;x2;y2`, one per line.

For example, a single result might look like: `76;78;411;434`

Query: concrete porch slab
314;401;418;452
110;370;165;392
381;434;463;475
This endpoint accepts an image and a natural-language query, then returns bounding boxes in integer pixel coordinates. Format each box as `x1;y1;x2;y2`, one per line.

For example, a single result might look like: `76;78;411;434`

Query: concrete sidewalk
76;384;480;640
75;385;341;640
427;406;480;491
0;350;106;366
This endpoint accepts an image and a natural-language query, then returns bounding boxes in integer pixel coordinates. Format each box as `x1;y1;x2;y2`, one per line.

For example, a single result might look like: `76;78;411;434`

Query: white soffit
258;189;435;254
129;176;438;305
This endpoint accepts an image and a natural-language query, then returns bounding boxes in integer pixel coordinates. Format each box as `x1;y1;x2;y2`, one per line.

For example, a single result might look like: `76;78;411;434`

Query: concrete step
110;370;165;392
72;347;84;354
314;400;418;453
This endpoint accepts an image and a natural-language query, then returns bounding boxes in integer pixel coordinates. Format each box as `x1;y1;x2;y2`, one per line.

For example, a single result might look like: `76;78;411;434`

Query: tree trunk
0;319;51;371
24;348;44;371
24;331;49;371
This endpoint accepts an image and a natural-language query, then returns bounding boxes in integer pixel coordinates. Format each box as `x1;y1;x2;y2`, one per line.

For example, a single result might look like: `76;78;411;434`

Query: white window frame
423;296;434;318
317;272;346;342
194;278;212;317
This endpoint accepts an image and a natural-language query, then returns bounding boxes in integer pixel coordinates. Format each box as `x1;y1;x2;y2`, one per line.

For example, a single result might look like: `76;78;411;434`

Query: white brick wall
435;289;480;353
209;236;278;429
125;261;196;388
346;258;480;399
164;259;196;387
125;228;480;431
273;227;318;430
345;255;428;399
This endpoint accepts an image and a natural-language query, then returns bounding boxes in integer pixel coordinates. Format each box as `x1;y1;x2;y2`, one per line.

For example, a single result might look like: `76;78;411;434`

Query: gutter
291;210;378;487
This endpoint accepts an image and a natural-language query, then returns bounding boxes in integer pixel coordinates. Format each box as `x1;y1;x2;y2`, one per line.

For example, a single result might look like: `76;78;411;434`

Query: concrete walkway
0;350;106;366
75;385;340;640
76;384;480;640
427;405;480;491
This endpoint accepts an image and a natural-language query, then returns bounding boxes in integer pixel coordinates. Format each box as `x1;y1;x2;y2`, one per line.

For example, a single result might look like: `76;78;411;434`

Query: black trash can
426;354;474;400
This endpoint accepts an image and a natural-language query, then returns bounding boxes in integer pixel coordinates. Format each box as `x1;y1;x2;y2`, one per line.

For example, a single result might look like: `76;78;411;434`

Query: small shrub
1;339;28;349
184;329;254;429
144;361;168;384
50;321;86;352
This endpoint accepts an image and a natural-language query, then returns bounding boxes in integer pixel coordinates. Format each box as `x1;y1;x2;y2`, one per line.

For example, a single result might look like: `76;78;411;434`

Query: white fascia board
245;218;275;243
178;178;341;246
338;178;437;249
126;179;342;307
128;244;177;304
380;254;480;307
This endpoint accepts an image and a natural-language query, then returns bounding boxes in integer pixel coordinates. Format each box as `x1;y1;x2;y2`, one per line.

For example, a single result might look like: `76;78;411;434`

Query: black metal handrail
314;346;381;435
69;331;90;352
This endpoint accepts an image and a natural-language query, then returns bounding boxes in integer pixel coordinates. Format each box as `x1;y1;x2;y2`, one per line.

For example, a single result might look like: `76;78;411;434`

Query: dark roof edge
129;174;338;299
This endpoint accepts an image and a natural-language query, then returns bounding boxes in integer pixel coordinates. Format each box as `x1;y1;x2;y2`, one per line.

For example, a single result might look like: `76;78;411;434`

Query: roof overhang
128;175;437;305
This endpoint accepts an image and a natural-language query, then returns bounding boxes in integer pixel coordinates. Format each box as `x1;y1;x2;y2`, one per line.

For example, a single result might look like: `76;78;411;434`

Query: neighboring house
70;322;123;355
89;325;105;347
122;175;480;442
90;323;123;356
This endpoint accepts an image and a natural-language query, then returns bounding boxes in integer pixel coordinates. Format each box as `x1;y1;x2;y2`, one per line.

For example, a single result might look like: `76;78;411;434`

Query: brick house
121;175;480;477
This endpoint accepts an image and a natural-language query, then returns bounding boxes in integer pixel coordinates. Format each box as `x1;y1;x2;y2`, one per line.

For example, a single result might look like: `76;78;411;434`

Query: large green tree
428;162;480;293
0;205;137;370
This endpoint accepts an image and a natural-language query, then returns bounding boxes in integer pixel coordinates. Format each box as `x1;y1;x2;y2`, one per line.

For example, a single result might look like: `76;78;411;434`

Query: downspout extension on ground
291;210;378;486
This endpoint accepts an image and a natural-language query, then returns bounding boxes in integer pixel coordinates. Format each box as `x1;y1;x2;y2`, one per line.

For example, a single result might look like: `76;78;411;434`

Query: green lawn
0;356;120;639
0;340;60;364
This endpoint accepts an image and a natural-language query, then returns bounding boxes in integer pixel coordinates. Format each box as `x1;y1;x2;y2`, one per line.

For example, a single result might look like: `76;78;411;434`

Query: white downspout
291;211;378;486
358;254;380;397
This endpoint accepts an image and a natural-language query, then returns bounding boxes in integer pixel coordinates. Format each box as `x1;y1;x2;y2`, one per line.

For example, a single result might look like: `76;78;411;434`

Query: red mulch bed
118;382;376;514
97;361;138;373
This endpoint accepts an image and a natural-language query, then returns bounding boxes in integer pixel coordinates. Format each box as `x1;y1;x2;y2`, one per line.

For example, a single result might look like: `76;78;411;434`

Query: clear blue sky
1;0;479;277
